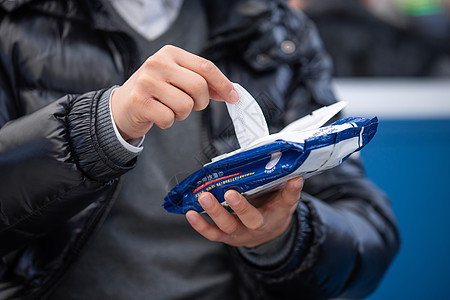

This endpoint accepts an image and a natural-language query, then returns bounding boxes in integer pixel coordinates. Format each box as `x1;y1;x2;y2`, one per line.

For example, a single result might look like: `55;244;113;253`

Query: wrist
237;214;298;269
96;86;143;166
110;86;133;141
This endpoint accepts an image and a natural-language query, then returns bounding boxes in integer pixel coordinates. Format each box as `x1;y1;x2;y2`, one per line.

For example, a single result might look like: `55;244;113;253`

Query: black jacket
0;0;400;299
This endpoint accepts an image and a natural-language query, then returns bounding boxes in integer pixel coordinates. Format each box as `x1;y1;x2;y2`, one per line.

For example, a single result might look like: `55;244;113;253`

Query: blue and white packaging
163;84;378;214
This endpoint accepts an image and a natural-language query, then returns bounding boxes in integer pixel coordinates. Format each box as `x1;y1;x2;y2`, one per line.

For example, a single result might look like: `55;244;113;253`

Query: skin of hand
186;177;304;248
111;45;239;140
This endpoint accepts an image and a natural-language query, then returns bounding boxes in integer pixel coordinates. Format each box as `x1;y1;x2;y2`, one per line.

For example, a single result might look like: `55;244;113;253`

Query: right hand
111;45;239;140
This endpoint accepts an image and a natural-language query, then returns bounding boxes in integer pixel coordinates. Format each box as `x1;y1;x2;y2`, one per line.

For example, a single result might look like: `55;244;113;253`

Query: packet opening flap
213;84;347;164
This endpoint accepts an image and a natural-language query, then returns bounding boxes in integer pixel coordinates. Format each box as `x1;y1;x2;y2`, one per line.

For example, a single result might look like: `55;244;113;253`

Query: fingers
111;45;238;139
198;193;239;235
163;45;238;104
274;177;303;210
186;210;225;243
186;181;303;248
146;81;195;122
139;98;175;129
161;66;210;112
198;191;265;233
224;190;264;230
188;191;264;244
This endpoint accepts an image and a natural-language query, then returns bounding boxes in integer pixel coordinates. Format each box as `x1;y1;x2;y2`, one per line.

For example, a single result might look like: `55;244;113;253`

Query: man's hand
111;45;239;140
186;177;304;248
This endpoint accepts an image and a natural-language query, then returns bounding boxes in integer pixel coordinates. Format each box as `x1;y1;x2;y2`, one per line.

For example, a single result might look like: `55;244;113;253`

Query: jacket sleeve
0;84;135;256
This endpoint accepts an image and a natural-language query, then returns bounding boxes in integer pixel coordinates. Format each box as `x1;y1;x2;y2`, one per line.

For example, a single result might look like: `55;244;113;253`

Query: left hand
186;177;304;248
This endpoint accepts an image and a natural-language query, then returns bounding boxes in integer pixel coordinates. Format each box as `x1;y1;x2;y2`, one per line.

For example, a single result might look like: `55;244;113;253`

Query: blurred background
290;0;450;299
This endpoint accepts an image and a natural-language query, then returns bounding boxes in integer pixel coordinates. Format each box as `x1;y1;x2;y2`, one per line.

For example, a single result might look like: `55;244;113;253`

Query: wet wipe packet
163;84;378;214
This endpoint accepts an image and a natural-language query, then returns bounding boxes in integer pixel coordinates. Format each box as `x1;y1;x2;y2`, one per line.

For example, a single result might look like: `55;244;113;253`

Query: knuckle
144;56;163;69
190;78;209;110
127;89;141;104
217;78;229;91
182;97;195;112
200;59;216;73
198;99;209;111
209;205;224;218
207;231;222;242
160;44;176;53
174;98;194;120
222;222;238;235
195;221;208;233
248;217;264;231
234;202;250;215
159;122;172;130
190;76;207;95
158;112;174;129
198;100;209;111
216;78;232;96
144;55;173;74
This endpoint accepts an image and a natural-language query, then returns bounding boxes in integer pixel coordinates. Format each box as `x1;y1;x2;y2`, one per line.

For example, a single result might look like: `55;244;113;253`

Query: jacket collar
0;0;269;31
0;0;35;11
0;0;123;32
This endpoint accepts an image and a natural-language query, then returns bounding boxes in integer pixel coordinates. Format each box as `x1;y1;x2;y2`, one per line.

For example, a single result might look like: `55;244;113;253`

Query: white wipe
211;88;347;164
226;83;269;149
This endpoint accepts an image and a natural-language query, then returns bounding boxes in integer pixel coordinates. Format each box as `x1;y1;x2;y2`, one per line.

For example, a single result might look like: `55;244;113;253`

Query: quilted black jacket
0;0;400;299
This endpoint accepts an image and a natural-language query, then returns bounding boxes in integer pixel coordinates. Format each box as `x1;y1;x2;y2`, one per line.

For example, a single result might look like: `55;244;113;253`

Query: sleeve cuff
229;200;313;281
96;86;143;166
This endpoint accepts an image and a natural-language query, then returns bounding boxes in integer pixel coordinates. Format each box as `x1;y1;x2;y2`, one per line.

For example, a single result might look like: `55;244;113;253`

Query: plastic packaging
163;84;378;214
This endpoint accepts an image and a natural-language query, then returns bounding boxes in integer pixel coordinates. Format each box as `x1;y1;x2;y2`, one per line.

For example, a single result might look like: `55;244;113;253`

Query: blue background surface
361;119;450;299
